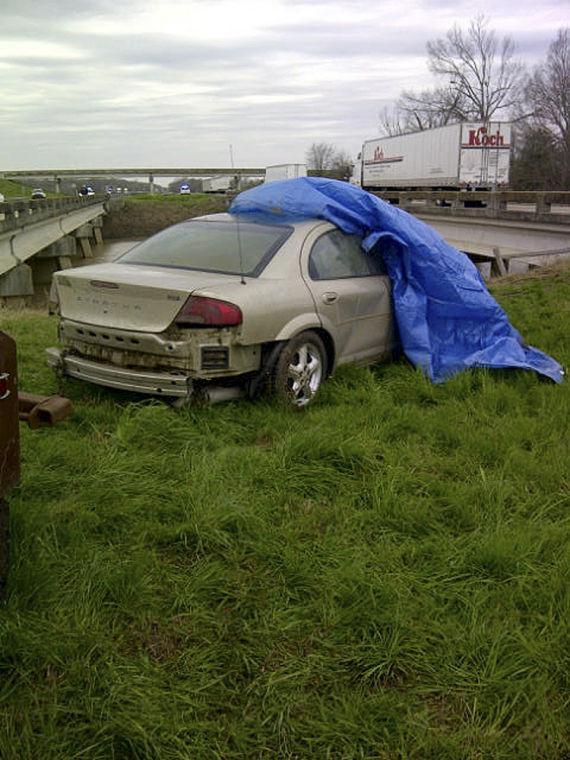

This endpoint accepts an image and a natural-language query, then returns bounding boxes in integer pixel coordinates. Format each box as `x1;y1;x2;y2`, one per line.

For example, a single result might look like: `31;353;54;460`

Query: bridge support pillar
79;238;92;258
29;236;78;287
32;258;72;286
74;223;95;258
36;236;78;261
149;173;154;195
491;247;508;277
535;193;552;215
91;216;103;245
0;264;34;304
54;176;62;194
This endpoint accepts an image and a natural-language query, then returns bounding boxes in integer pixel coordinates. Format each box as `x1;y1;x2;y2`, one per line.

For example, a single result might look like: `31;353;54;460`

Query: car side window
308;230;386;280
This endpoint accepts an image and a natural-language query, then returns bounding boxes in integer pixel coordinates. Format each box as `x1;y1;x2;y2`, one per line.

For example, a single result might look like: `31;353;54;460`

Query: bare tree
381;85;470;136
397;85;468;131
427;15;523;121
305;142;336;171
329;150;353;181
524;28;570;184
379;106;406;137
381;16;524;135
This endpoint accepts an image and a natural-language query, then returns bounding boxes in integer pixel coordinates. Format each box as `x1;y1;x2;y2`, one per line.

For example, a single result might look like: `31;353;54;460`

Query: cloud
0;0;566;169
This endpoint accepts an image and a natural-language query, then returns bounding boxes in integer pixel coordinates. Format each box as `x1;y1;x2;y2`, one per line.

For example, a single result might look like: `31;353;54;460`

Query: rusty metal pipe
18;392;73;429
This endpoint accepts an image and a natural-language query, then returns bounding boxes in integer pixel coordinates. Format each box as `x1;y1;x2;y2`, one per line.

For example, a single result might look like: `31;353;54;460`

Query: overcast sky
1;0;567;172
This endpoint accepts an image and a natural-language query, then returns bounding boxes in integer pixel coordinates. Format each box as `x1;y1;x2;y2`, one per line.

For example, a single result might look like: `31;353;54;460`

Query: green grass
127;193;229;206
0;179;31;198
103;195;229;239
0;267;569;758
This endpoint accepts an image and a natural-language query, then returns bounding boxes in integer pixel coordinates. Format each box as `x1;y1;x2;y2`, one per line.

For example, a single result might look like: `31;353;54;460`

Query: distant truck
351;122;511;190
264;164;307;183
202;176;233;193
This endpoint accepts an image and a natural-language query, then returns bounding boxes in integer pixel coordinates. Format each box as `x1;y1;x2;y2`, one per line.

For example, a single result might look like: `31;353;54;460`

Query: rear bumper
46;348;192;397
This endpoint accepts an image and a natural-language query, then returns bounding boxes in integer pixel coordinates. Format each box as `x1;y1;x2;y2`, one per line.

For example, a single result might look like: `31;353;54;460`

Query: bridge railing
371;190;570;222
0;196;106;234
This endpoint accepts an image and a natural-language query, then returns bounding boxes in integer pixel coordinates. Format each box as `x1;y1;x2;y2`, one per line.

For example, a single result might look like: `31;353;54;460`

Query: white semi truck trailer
351;122;511;190
202;176;234;193
264;164;308;183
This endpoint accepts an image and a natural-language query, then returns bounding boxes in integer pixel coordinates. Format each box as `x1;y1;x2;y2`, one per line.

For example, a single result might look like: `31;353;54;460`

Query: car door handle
322;292;338;304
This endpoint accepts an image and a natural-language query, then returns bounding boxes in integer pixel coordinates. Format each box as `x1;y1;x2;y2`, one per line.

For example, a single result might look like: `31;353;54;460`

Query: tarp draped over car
229;177;563;384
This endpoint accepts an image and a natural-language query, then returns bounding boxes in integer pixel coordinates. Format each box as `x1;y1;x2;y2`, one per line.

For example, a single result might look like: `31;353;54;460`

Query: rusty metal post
0;333;20;499
0;332;73;599
0;332;19;599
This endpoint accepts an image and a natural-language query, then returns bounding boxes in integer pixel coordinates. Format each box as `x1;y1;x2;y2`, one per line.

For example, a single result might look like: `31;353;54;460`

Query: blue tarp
229;177;563;384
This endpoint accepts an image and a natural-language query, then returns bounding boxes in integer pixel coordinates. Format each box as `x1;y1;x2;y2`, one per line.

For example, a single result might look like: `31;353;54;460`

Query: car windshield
119;219;292;276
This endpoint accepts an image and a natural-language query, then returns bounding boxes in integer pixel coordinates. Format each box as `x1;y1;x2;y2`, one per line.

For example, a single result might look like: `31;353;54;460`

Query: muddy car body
47;214;395;406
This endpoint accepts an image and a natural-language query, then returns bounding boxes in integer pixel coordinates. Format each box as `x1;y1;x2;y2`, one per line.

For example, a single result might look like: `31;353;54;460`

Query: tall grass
0;267;568;758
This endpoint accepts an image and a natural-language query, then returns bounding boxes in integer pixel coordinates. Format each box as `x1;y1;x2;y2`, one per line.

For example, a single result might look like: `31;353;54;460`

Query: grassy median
0;266;568;758
103;195;229;239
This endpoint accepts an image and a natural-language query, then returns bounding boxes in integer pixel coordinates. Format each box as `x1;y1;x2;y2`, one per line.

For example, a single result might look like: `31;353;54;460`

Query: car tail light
174;296;242;327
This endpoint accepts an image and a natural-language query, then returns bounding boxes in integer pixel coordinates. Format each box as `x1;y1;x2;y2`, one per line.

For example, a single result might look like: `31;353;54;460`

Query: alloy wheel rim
286;342;323;407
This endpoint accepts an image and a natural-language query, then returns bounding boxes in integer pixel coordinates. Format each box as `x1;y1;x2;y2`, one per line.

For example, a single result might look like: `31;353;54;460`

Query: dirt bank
102;196;229;239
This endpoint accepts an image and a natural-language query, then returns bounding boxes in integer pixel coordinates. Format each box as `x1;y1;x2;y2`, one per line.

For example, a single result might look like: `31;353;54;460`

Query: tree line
307;18;569;190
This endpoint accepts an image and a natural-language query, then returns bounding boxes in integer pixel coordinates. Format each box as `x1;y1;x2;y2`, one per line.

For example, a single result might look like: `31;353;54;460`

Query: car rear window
119;219;292;277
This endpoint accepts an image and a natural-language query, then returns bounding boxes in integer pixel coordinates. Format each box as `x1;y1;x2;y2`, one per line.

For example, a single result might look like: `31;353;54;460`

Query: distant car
31;188;46;200
47;213;394;408
79;186;95;197
179;184;191;195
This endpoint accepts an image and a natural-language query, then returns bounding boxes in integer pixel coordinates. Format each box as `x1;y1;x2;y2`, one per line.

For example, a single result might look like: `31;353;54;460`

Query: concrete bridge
373;190;570;276
0;196;107;303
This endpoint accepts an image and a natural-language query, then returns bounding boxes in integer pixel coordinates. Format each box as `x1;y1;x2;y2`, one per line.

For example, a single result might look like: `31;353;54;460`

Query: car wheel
270;331;327;408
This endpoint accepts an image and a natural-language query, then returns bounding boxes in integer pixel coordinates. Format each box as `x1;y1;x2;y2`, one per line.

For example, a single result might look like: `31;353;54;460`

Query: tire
268;331;327;408
0;499;9;601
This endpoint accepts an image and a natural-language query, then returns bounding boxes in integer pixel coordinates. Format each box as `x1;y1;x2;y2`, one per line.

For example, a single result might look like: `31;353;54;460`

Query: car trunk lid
55;264;242;333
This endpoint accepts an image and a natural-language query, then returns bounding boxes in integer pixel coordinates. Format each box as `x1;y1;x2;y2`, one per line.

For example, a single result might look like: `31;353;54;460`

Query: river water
82;238;142;265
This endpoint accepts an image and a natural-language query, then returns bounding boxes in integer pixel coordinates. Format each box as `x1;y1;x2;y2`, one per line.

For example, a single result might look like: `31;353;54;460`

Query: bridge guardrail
371;190;570;223
0;196;107;234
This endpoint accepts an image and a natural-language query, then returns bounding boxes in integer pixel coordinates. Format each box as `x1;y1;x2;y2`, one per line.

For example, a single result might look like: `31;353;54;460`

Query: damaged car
47;213;395;407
